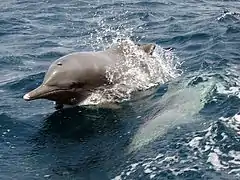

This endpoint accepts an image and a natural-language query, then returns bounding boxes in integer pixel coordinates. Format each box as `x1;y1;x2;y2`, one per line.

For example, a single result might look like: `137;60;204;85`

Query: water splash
81;39;181;105
76;2;182;105
217;10;240;21
82;4;135;52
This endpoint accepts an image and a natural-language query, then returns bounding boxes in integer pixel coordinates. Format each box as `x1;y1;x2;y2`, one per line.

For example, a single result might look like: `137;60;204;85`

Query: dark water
1;0;240;179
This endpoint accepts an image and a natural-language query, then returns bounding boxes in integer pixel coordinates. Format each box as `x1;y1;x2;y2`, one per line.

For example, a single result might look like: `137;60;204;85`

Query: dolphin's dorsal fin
139;44;156;55
106;41;156;56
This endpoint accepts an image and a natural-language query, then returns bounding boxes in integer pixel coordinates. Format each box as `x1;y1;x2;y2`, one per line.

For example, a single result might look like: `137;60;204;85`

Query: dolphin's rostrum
23;41;156;108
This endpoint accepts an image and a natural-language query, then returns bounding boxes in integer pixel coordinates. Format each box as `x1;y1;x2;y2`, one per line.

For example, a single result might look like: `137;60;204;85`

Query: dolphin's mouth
23;89;70;100
23;85;75;102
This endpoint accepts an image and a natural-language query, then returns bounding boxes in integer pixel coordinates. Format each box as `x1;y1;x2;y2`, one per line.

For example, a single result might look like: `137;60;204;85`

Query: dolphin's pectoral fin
139;44;156;55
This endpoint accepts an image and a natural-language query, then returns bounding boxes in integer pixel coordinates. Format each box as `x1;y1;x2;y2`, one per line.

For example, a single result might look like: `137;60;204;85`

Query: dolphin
23;41;156;108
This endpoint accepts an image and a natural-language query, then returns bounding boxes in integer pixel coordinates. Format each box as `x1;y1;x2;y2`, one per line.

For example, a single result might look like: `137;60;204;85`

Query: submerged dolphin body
23;41;156;108
128;76;216;152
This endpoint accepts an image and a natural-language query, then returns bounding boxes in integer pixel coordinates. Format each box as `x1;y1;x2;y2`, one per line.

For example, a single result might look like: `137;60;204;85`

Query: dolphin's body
128;76;216;152
23;41;156;108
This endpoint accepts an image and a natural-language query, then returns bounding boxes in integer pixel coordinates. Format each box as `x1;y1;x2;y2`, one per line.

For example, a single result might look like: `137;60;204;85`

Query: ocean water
0;0;240;180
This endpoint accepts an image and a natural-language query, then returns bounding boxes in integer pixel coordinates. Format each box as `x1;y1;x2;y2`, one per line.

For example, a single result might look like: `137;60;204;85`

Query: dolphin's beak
23;85;59;101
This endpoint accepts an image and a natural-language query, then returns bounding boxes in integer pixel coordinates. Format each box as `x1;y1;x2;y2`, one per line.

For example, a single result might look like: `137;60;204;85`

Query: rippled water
0;0;240;179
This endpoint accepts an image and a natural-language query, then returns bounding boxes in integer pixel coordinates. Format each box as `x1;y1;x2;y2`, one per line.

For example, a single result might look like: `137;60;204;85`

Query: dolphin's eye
70;82;84;89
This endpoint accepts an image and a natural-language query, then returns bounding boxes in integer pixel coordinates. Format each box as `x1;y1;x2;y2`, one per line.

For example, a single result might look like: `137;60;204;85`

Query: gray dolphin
23;41;156;108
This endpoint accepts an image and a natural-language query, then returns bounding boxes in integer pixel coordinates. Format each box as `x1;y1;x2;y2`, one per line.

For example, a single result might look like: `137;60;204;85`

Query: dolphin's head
23;82;86;105
23;54;106;105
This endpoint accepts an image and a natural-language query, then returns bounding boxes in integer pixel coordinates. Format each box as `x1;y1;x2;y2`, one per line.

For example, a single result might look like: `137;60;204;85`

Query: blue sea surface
0;0;240;179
